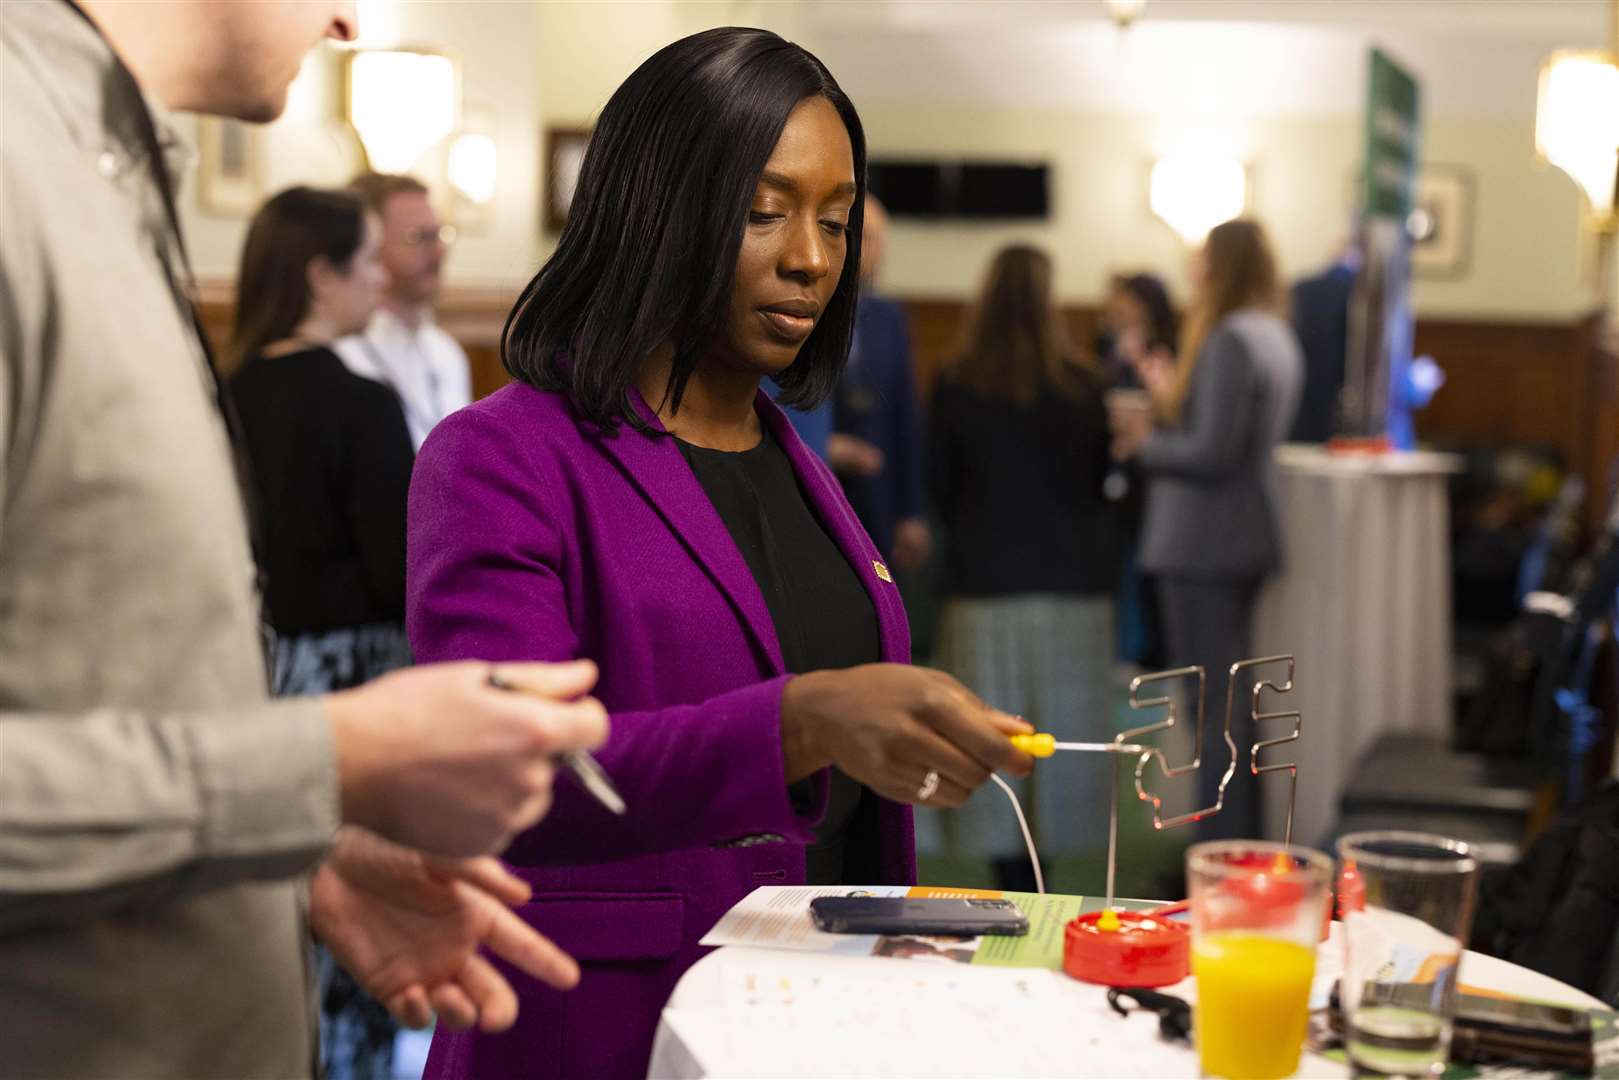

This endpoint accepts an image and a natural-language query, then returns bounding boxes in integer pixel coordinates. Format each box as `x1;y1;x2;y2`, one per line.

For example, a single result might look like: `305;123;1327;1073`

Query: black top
676;428;880;885
229;346;416;635
930;368;1120;596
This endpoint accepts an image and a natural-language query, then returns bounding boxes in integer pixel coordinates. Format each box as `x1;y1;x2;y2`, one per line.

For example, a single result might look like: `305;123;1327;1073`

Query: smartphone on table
809;896;1029;936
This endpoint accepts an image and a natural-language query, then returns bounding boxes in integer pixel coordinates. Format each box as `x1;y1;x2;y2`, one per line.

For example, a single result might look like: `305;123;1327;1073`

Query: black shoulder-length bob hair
502;27;866;433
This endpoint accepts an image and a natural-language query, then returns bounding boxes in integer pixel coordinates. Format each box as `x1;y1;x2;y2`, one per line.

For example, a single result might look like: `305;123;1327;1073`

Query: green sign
1362;48;1421;219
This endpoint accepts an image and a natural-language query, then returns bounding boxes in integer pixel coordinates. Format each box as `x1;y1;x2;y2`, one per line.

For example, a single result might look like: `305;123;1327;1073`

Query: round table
1254;445;1463;847
649;924;1603;1078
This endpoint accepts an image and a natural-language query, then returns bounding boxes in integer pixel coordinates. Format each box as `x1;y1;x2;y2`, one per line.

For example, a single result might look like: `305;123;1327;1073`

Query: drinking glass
1337;831;1480;1078
1188;840;1333;1079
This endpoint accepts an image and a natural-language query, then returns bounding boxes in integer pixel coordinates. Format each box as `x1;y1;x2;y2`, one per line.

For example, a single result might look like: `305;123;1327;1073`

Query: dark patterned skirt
273;622;412;1080
914;594;1118;859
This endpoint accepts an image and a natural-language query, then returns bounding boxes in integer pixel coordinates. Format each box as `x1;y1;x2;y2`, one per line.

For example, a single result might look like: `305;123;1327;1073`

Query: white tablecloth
649;926;1603;1079
1254;446;1463;847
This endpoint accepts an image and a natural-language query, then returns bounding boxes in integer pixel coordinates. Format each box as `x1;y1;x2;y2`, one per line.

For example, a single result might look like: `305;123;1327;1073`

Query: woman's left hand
310;827;579;1033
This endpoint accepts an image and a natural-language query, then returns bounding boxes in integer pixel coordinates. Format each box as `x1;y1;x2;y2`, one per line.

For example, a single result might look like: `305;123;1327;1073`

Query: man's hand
891;517;931;572
827;433;885;478
326;660;608;857
310;827;578;1033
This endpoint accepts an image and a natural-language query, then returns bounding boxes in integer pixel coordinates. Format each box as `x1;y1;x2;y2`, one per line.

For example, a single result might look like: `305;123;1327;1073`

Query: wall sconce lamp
1535;49;1619;232
346;48;459;174
1535;0;1619;351
1106;0;1147;30
1150;153;1248;246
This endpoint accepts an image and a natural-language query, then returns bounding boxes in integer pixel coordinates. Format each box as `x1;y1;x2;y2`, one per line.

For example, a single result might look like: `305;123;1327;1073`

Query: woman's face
715;95;856;377
325;212;387;337
1104;286;1147;335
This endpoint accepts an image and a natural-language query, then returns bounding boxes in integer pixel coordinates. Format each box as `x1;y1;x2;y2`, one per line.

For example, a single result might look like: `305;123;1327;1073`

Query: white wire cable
989;773;1044;895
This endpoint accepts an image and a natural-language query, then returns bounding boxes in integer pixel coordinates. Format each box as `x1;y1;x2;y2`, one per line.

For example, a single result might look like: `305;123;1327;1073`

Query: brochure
699;884;1151;971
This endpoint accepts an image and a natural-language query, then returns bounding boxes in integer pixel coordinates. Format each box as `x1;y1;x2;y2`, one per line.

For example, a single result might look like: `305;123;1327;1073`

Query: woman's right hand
779;664;1034;807
1135;346;1177;413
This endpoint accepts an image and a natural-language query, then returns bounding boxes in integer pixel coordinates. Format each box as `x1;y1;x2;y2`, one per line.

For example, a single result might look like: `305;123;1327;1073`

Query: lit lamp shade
347;50;458;175
1150;154;1248;246
1535;50;1619;230
1106;0;1148;28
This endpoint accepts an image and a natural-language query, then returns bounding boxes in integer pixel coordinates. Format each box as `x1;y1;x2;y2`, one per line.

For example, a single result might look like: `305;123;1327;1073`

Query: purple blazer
407;382;915;1079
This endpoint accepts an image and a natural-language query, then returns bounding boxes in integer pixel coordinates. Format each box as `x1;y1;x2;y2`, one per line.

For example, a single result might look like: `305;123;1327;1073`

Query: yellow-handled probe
1011;733;1057;758
1010;733;1145;758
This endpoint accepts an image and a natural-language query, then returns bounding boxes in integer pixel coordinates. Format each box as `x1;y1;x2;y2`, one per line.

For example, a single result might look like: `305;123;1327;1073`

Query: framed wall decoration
196;117;265;218
1341;162;1475;280
543;126;591;235
1408;165;1474;279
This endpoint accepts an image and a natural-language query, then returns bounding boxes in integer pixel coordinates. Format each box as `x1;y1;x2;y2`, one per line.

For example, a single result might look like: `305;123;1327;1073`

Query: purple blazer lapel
756;390;912;665
594;389;787;674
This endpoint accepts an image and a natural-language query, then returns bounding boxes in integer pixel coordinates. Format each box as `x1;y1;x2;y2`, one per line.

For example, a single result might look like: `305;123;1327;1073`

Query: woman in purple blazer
407;27;1033;1080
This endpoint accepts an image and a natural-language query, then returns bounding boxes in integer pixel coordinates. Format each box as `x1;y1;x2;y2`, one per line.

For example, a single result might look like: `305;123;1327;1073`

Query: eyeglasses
391;224;457;250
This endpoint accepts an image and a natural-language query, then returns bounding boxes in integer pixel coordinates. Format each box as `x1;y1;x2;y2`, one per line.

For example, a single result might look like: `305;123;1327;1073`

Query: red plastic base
1062;910;1190;988
1327;434;1394;455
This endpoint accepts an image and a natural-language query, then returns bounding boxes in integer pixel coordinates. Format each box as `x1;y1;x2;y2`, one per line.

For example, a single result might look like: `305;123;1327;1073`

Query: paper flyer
699;885;1148;971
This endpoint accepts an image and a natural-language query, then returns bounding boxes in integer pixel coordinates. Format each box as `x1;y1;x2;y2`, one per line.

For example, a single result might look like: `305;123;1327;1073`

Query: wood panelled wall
1413;314;1610;480
198;280;1614;528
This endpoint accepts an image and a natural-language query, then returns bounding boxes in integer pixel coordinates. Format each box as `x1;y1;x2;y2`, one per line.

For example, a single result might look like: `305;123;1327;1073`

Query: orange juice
1192;933;1316;1079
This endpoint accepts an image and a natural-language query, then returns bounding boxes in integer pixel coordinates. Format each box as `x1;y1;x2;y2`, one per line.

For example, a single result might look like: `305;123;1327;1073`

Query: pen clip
562;749;627;816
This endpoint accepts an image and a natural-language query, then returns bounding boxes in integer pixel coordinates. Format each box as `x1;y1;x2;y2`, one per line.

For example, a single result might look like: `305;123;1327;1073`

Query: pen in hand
487;668;626;816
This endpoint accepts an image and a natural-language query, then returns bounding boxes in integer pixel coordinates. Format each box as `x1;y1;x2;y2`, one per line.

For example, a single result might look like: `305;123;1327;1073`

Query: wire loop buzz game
991;655;1302;987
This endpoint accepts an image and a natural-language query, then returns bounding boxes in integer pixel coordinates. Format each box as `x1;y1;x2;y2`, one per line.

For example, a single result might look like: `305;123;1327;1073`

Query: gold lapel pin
872;560;893;583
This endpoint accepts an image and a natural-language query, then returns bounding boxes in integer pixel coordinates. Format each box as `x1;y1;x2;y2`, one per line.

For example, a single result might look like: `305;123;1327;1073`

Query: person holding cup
1110;220;1304;840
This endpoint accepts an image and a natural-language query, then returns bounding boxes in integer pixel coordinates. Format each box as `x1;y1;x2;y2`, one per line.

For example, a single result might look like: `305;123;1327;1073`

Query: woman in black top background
224;185;415;1080
918;244;1122;890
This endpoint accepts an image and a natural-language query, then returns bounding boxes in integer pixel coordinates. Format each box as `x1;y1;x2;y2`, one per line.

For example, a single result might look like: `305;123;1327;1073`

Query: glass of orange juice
1188;841;1333;1079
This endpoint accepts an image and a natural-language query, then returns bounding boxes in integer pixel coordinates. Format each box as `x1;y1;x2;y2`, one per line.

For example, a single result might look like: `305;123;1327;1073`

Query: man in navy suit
767;198;929;570
1289;255;1356;443
831;198;930;570
1291;241;1443;447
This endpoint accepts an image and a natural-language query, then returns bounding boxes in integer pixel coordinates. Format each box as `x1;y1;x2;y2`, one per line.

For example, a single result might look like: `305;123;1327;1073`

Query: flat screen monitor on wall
868;160;1049;220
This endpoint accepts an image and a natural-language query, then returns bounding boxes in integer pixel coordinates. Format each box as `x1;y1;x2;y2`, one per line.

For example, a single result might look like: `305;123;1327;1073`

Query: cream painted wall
1416;117;1594;319
857;103;1593;321
525;2;1594;320
175;0;1603;325
533;1;811;122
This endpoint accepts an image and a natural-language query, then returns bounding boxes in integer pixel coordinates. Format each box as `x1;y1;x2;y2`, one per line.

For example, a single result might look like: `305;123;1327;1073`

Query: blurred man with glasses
338;172;473;447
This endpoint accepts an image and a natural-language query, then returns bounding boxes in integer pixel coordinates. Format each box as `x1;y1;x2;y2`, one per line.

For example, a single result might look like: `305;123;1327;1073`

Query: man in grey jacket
0;2;608;1076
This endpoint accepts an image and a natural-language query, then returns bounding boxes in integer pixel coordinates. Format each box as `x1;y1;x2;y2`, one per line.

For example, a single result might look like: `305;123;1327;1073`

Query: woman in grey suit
1111;219;1303;841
